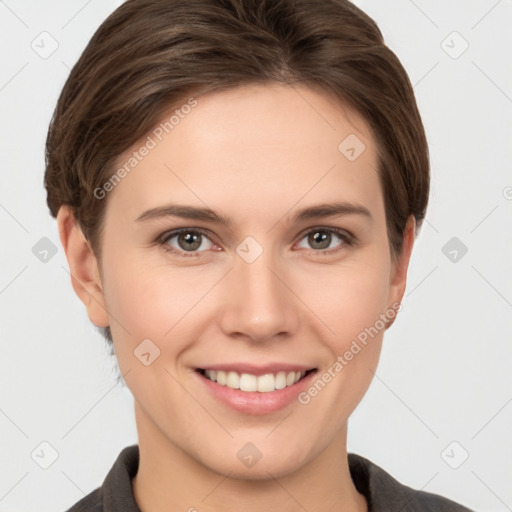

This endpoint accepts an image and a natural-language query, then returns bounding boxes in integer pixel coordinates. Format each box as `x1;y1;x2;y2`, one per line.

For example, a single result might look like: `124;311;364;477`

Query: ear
56;205;109;328
386;215;416;328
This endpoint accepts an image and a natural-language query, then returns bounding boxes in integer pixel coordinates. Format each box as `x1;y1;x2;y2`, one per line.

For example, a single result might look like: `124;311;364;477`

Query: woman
44;0;473;510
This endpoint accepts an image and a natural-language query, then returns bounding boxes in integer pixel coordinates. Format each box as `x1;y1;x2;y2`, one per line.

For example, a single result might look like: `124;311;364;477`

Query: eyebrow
134;201;372;226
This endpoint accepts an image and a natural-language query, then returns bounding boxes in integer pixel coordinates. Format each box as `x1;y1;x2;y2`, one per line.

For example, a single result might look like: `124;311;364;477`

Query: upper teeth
204;370;306;393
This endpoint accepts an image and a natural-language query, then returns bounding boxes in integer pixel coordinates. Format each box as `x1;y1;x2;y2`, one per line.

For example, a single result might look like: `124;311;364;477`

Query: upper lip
196;363;316;376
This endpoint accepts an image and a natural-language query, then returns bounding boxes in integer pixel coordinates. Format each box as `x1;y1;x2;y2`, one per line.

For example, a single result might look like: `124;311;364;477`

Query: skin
57;83;415;512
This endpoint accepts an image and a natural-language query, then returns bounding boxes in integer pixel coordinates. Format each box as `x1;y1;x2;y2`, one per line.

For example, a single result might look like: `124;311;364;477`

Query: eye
295;227;354;254
158;226;355;257
159;228;216;256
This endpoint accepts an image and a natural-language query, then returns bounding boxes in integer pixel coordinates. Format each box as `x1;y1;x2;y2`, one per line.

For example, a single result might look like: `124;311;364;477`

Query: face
59;83;413;479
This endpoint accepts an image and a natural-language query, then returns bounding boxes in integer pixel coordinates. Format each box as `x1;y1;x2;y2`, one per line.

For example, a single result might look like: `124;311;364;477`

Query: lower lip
195;370;317;415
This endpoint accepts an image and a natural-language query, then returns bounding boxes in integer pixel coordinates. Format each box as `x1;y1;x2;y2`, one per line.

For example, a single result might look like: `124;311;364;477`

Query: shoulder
348;453;474;511
64;488;102;512
62;445;140;512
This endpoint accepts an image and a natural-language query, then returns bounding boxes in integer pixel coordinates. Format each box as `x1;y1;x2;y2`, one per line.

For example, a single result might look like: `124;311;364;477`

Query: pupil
310;231;330;249
179;232;201;251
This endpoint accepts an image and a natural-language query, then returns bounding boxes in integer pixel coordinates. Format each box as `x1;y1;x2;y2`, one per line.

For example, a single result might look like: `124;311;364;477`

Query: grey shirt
64;444;474;511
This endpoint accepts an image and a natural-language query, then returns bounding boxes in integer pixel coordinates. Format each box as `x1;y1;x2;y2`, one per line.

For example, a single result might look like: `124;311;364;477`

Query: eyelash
157;227;356;258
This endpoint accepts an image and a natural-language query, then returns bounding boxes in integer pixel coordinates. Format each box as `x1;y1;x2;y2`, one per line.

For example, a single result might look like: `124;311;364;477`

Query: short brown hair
44;0;429;345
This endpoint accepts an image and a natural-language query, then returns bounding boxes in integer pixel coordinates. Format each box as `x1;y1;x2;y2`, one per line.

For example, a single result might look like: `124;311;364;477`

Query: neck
132;402;367;512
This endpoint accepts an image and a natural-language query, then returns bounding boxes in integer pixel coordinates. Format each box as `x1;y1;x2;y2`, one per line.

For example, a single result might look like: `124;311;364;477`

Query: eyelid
159;227;213;243
295;225;354;243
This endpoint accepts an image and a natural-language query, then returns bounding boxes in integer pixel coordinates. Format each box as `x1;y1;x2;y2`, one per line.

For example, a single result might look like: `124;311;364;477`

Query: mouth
196;368;317;393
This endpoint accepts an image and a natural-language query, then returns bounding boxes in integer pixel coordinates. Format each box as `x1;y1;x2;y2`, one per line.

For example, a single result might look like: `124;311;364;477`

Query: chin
194;439;316;481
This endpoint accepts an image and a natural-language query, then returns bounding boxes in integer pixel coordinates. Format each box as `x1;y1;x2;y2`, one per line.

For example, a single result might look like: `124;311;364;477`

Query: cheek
298;257;391;346
103;254;200;333
295;264;389;428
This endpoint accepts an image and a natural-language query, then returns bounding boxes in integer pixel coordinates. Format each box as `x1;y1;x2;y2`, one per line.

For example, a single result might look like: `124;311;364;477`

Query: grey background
0;1;511;511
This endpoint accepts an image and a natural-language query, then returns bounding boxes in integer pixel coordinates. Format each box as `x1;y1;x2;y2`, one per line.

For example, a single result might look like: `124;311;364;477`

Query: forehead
105;83;382;225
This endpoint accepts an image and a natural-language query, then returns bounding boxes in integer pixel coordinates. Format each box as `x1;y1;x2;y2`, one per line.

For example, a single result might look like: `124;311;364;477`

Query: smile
197;368;315;393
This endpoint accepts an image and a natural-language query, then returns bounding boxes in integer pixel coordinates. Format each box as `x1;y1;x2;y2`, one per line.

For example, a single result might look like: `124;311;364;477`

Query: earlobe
386;215;416;328
56;205;110;328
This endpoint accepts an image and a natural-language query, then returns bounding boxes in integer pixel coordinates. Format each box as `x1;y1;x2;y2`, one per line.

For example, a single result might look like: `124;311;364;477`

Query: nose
218;245;300;344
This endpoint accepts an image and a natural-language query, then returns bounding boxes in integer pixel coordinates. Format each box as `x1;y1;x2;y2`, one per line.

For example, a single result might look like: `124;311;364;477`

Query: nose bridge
219;238;299;341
